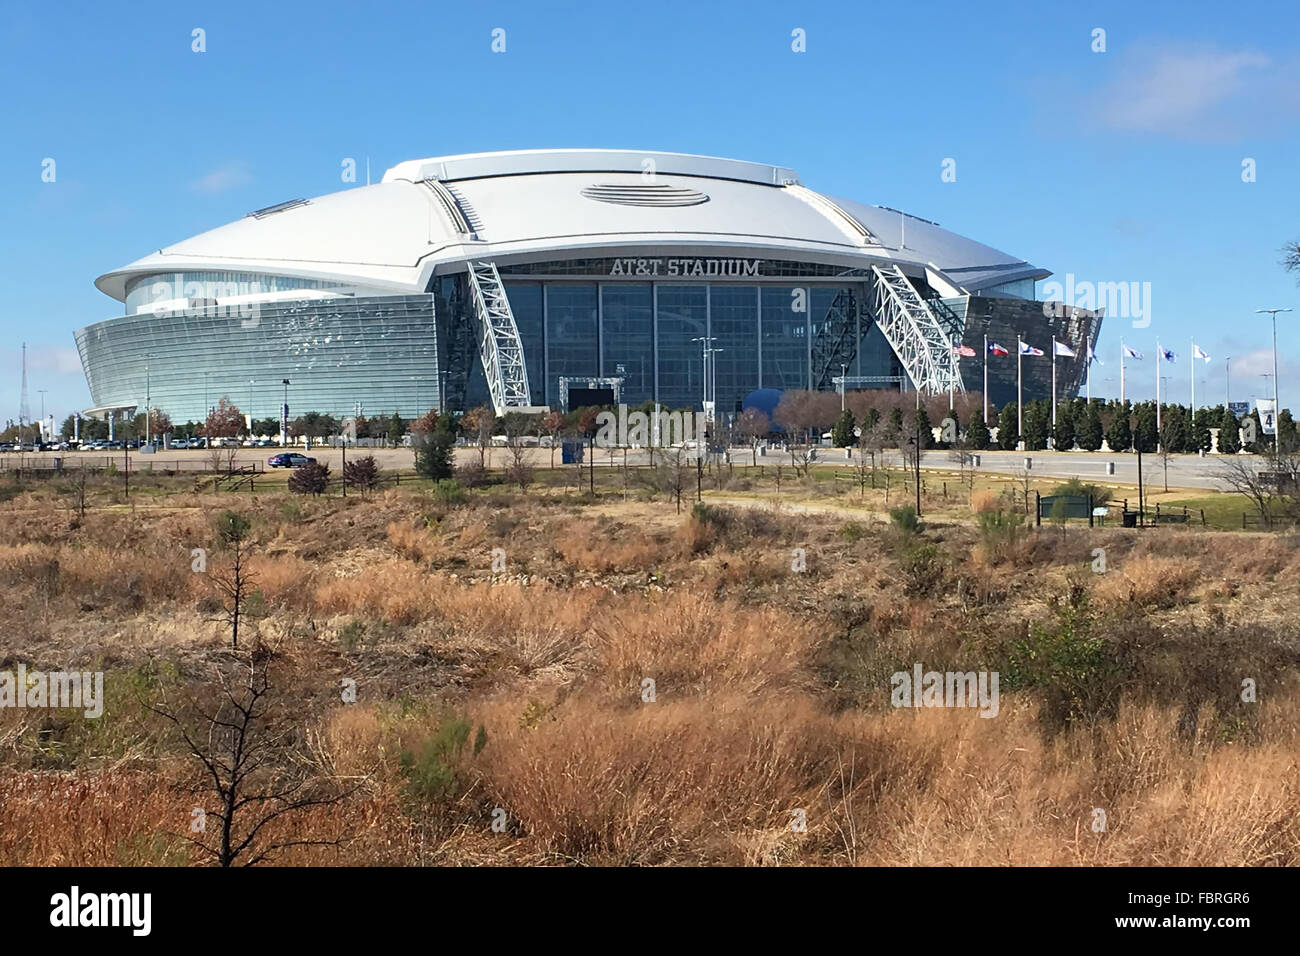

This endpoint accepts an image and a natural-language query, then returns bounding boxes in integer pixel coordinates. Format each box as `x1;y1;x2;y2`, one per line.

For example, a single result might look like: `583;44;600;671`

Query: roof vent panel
579;183;709;207
246;198;309;219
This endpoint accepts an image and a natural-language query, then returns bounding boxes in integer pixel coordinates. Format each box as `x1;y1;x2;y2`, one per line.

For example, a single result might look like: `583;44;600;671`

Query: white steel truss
464;261;532;414
870;264;963;395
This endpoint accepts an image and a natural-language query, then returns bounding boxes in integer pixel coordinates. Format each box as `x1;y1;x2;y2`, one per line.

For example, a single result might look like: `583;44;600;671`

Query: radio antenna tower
18;342;31;437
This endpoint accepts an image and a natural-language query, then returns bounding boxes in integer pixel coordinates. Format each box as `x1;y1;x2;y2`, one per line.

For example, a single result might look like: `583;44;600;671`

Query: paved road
2;444;1260;492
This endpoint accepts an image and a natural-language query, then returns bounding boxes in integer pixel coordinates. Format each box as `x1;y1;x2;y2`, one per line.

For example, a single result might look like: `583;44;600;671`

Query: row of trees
813;393;1295;455
57;401;418;446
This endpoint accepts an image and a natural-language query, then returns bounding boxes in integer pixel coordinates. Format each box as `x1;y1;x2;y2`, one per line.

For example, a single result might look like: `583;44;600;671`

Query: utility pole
281;379;291;448
691;336;717;425
1256;308;1292;439
1136;443;1144;528
912;415;922;517
18;343;29;447
144;356;152;448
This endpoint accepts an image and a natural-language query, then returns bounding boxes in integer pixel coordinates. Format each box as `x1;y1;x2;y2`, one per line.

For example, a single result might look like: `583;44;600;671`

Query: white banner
1256;399;1277;436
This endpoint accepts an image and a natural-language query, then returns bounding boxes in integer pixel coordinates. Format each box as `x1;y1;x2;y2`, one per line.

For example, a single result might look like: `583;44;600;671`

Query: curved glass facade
77;295;438;425
124;272;359;315
79;257;916;427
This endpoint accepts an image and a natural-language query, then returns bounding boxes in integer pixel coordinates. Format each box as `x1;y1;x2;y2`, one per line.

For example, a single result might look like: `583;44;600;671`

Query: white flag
1192;343;1211;363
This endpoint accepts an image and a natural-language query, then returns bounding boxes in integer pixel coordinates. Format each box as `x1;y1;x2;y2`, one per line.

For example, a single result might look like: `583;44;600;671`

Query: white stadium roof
95;148;1049;302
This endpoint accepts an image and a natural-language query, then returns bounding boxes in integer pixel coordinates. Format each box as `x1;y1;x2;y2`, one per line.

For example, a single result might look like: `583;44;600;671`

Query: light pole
248;379;255;436
1225;356;1232;408
691;336;717;424
144;354;152;448
281;379;291;448
37;390;46;444
840;363;848;411
1256;308;1292;436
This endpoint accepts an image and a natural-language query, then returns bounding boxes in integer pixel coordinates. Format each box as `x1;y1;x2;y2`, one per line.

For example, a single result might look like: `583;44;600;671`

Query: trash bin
1121;511;1138;528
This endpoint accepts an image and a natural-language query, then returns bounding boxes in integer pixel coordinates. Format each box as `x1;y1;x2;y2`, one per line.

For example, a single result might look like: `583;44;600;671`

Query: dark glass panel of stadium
709;285;759;416
543;285;598;409
655;286;708;410
599;284;653;406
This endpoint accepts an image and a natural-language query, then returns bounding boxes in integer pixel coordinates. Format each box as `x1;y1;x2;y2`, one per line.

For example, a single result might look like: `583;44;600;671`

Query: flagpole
1051;337;1058;428
1190;339;1195;413
1017;338;1023;440
983;334;988;425
1120;341;1126;405
949;349;954;412
1086;333;1091;403
1155;342;1162;440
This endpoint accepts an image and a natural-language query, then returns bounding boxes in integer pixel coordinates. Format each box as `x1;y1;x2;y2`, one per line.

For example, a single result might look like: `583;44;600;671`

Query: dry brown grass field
0;463;1297;866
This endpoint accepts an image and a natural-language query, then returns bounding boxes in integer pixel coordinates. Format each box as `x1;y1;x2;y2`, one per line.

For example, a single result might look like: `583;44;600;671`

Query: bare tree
502;414;535;493
461;406;496;469
151;646;360;866
1219;449;1300;529
1282;239;1300;279
539;410;565;470
1015;466;1034;515
735;407;770;466
210;511;254;649
651;447;690;513
63;465;89;522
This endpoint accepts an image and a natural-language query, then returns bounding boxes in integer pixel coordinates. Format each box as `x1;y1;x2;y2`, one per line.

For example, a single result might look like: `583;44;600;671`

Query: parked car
186;437;206;449
268;453;317;468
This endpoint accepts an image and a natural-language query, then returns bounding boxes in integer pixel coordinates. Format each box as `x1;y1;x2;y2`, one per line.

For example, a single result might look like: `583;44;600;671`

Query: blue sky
2;0;1299;423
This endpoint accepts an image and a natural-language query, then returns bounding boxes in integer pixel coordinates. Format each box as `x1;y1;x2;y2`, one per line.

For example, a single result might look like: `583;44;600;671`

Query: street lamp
691;336;717;423
1225;356;1232;407
144;354;152;448
37;390;46;443
1256;307;1292;436
281;379;291;447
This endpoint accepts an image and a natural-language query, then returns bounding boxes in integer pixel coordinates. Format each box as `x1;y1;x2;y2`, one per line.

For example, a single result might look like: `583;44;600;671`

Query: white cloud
4;345;83;376
1226;347;1285;379
1088;44;1300;141
191;161;252;194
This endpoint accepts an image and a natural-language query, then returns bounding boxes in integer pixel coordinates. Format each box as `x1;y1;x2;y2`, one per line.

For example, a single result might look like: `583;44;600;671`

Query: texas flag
1019;341;1044;356
988;342;1009;356
1123;345;1143;359
952;344;977;357
1053;341;1077;357
1192;343;1211;363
